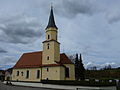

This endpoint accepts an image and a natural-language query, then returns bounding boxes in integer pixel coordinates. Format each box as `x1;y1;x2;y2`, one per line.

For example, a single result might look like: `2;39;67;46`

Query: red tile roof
59;53;73;64
13;51;73;69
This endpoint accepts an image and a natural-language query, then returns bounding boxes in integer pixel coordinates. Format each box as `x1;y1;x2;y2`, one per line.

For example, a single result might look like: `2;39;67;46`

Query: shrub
41;80;116;86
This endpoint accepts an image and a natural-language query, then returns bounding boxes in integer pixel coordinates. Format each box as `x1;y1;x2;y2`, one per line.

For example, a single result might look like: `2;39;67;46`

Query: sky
0;0;120;69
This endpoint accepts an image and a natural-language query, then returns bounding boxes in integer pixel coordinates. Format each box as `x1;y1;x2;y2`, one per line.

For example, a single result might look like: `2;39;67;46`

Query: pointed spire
76;53;78;61
46;4;58;29
75;53;79;66
80;53;82;62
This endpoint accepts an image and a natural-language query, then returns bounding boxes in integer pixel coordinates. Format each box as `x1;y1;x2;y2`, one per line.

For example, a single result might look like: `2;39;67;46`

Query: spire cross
51;2;53;9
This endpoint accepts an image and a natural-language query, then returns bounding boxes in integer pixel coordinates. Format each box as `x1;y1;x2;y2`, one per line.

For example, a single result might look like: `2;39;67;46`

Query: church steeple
42;5;60;64
46;5;58;29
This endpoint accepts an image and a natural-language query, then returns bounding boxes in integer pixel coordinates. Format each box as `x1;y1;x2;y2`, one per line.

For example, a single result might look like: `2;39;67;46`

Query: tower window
47;68;49;72
17;71;19;76
37;70;40;78
47;56;49;60
48;35;50;39
26;70;29;79
47;43;50;49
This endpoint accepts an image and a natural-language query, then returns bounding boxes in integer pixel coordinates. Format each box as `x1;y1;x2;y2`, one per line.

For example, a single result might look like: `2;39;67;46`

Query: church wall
64;64;75;80
54;42;60;62
60;66;65;80
12;68;41;82
42;66;65;80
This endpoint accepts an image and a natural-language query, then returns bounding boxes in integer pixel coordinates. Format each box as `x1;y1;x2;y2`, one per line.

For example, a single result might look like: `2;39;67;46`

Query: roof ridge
23;51;67;55
23;51;42;54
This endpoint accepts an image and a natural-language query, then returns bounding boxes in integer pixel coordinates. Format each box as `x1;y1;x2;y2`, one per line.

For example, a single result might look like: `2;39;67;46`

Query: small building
12;6;75;82
5;68;13;81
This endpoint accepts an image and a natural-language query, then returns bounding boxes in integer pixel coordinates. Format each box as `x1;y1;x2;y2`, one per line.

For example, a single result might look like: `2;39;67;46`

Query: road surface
0;82;65;90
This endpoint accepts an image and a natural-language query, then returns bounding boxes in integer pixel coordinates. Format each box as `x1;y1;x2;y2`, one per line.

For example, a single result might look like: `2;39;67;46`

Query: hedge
41;80;116;86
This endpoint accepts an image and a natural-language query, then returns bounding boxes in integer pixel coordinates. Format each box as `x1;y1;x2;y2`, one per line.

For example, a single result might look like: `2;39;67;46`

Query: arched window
21;72;23;76
26;70;29;78
47;56;49;60
46;78;49;80
65;67;69;78
17;71;19;76
37;70;40;78
47;68;49;72
48;35;50;39
47;43;50;49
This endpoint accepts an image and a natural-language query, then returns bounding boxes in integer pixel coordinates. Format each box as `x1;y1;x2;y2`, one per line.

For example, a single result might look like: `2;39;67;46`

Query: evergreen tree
75;53;85;80
75;53;79;80
78;54;85;80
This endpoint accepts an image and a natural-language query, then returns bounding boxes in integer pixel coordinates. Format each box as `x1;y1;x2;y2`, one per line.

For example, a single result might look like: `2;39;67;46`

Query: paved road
0;82;65;90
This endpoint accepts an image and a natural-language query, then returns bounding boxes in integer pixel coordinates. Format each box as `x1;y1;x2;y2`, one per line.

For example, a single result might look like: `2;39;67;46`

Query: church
12;6;75;82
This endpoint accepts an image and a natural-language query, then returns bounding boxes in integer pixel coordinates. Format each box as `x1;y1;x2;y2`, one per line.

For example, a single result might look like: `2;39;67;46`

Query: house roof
13;51;73;69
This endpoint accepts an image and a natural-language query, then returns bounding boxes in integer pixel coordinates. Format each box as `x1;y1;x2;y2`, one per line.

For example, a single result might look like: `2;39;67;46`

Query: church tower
42;6;60;64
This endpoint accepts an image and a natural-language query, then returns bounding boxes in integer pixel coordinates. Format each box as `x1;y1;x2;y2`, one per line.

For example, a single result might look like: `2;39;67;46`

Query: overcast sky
0;0;120;69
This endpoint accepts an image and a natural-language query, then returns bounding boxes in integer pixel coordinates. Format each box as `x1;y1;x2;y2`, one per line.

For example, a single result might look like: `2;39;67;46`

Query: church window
21;72;23;76
47;68;49;72
47;56;49;60
17;71;19;76
65;67;69;78
46;78;49;80
26;70;29;79
37;70;40;78
48;35;50;39
47;43;50;49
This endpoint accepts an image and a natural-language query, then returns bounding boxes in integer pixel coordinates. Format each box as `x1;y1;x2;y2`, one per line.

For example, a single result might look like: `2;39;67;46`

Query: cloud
56;0;120;24
56;0;98;18
106;13;120;23
0;15;43;44
0;56;16;65
0;48;7;53
97;0;120;24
